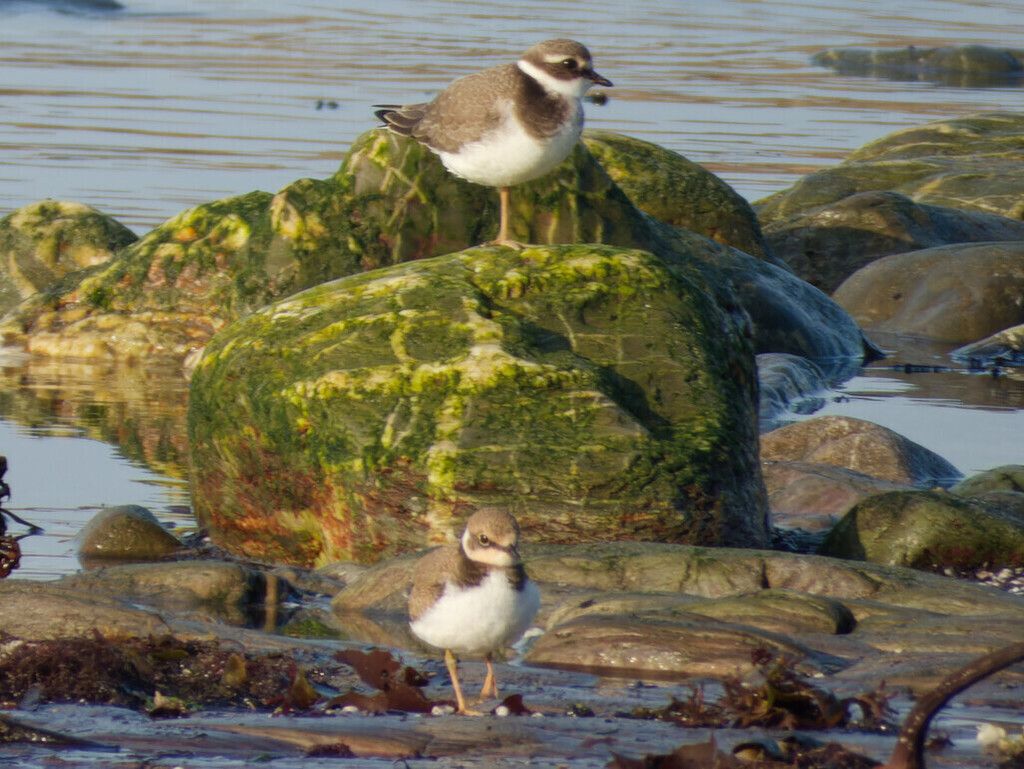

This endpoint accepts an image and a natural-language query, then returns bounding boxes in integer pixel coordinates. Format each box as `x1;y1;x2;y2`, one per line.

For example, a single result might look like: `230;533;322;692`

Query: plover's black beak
588;70;613;88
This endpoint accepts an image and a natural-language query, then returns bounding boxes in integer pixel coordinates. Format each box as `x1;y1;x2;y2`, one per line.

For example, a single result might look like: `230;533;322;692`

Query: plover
408;508;541;714
375;39;612;247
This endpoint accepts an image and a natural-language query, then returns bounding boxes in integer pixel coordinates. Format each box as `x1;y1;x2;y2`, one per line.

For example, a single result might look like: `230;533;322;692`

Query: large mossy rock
762;190;1024;294
1;129;865;369
758;113;1024;288
0;192;278;358
0;200;137;315
582;130;775;263
188;243;768;567
759;113;1024;222
820;490;1024;571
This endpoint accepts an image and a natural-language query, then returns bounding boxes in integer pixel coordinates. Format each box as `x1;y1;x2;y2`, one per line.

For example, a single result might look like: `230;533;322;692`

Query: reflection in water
0;352;189;478
794;354;1024;476
0;353;191;580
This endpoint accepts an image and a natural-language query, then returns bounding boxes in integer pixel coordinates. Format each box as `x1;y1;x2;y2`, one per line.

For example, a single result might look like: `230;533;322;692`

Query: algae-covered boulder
582;130;775;263
188;243;767;567
951;465;1024;497
1;128;866;370
0;200;136;314
75;504;181;563
820;490;1024;571
0;191;277;359
762;190;1024;293
758;113;1024;227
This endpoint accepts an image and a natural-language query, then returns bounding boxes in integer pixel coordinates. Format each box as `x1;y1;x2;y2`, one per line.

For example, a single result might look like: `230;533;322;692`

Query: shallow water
1;0;1024;578
1;0;1022;230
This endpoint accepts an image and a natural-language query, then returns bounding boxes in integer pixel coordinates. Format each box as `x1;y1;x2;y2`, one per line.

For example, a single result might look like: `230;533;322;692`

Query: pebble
944;565;1024;595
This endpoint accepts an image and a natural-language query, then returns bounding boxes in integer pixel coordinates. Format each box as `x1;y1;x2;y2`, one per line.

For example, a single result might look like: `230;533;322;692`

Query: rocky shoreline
3;96;1024;765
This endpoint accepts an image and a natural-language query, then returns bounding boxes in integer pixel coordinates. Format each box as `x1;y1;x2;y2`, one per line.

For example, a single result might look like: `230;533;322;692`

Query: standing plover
375;39;612;247
408;508;540;714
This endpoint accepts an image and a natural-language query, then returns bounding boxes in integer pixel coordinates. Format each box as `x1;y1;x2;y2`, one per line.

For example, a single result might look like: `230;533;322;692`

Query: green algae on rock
188;243;767;567
1;128;866;369
812;44;1024;87
820;490;1024;572
582;130;775;263
0;191;277;359
758;113;1024;227
0;200;137;314
762;190;1024;294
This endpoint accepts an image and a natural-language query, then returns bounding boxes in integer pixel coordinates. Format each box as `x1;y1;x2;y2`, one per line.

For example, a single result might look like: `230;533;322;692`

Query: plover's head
460;508;523;567
517;38;613;99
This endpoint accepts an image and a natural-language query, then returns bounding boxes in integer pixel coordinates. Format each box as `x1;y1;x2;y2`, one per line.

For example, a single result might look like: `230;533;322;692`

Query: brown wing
378;62;523;154
408;545;458;622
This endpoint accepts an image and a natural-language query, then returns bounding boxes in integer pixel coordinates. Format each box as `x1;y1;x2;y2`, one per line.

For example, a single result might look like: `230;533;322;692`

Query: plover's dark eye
478;534;491;546
562;58;578;70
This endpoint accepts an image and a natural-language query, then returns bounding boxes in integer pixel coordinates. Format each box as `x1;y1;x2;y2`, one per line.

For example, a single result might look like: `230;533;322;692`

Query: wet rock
760;415;961;487
819;490;1024;571
269;565;346;597
1;129;867;374
832;241;1024;344
761;190;1024;293
762;459;915;532
757;353;828;431
0;200;136;314
330;553;419;613
524;613;840;679
330;540;1024;692
950;465;1024;518
316;560;369;585
582;130;776;262
704;247;871;361
758;113;1024;225
57;560;289;623
0;579;170;640
549;588;854;637
951;465;1024;496
188;244;767;566
334;541;1024;615
812;44;1024;87
75;504;181;564
951;322;1024;368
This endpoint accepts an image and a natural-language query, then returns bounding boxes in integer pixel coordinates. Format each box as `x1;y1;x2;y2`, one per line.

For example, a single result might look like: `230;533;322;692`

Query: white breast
437;99;583;189
410;570;541;655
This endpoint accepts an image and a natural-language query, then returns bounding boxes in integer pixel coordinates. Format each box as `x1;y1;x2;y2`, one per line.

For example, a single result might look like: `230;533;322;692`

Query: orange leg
497;186;511;243
480;652;499;701
444;648;482;715
489;187;526;248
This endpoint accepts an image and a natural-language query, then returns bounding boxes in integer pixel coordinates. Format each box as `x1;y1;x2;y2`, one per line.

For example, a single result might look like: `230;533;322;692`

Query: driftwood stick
885;641;1024;769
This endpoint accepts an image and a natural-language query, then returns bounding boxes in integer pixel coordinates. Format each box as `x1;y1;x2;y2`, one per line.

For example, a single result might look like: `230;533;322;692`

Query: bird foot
486;238;529;250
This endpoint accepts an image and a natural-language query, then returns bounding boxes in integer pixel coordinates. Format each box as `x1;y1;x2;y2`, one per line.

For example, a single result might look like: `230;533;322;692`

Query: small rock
760;415;961;487
75;505;181;563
